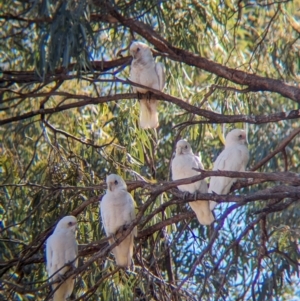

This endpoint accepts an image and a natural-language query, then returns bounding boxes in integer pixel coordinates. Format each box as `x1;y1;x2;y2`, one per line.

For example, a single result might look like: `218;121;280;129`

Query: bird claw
122;224;129;232
145;91;152;101
114;224;130;240
112;233;118;242
57;273;66;282
69;262;77;271
137;92;143;100
192;192;198;201
137;91;152;102
182;191;198;201
182;191;191;200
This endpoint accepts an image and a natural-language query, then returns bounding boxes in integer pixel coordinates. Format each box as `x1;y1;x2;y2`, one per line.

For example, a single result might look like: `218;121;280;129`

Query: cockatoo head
225;129;248;147
54;216;77;233
106;174;127;192
130;41;152;60
175;139;193;155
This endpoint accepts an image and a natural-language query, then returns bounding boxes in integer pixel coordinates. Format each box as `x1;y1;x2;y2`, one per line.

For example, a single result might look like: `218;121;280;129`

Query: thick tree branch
3;11;300;102
1;89;300;126
1;179;297;272
1;2;299;300
1;170;300;197
108;7;300;102
1;57;131;85
251;127;300;171
3;6;300;103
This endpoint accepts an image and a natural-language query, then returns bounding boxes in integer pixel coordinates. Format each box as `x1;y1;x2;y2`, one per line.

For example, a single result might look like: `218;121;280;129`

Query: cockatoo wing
209;145;249;210
100;194;113;237
110;192;136;267
193;155;208;193
47;232;78;275
188;155;214;225
46;235;55;277
155;62;165;91
127;192;137;237
46;229;78;301
109;229;135;267
100;179;136;267
171;150;214;225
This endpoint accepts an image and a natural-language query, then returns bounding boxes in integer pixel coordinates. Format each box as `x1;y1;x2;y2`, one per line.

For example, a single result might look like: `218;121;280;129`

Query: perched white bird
129;41;165;129
171;140;214;225
209;129;250;210
46;216;78;301
100;174;137;267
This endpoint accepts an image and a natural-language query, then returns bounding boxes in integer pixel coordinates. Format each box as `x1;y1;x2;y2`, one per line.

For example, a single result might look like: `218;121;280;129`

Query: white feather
100;174;137;267
46;216;78;301
209;129;250;210
129;41;165;129
171;140;214;225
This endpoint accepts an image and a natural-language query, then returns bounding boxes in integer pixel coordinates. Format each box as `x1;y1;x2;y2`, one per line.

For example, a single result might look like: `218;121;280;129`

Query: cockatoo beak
108;182;113;191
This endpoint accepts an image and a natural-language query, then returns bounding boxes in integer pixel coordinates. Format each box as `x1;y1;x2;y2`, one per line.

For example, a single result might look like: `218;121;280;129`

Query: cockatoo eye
238;134;243;139
136;47;140;52
114;180;118;185
68;222;73;226
185;145;188;149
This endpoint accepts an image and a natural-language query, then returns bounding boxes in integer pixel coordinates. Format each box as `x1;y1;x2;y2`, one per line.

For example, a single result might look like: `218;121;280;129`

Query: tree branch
1;89;300;126
251;127;300;171
108;6;300;102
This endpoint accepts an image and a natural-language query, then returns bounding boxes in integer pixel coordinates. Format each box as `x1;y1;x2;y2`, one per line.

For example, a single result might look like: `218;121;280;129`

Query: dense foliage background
0;0;300;300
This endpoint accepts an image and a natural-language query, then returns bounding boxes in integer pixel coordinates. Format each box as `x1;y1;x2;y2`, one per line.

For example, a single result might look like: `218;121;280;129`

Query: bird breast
104;194;133;233
173;155;198;177
130;62;160;92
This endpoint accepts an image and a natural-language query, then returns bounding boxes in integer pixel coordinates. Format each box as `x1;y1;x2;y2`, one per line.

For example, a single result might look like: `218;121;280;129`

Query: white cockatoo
209;129;250;210
100;174;137;267
129;41;165;129
46;215;78;301
171;139;214;225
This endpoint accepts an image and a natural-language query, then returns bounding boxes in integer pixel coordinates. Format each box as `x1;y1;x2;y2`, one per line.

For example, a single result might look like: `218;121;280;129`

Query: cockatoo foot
57;273;67;282
145;91;153;101
192;192;198;201
182;191;191;200
137;92;144;100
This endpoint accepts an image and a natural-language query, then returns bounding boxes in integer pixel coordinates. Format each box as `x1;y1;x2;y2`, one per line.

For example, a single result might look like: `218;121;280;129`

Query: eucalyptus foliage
0;0;299;300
